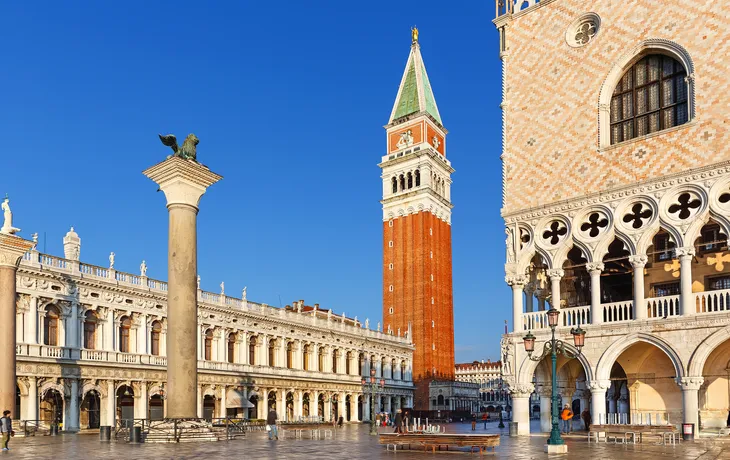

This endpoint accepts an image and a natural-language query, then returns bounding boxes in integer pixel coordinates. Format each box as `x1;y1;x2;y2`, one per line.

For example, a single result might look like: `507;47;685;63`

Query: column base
544;443;568;454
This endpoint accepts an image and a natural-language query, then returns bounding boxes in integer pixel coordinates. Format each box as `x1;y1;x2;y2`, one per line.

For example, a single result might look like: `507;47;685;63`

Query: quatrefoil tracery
580;212;609;238
542;221;568;246
668;192;701;220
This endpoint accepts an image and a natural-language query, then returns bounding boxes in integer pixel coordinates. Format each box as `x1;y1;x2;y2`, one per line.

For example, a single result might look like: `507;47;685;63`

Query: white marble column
144;157;221;419
277;389;285;417
587;263;604;324
589;380;610;425
106;380;116;427
510;385;533;436
547;269;564;311
67;302;79;350
539;387;552;432
26;296;38;344
311;391;319;419
677;247;696;316
525;283;535;313
27;376;37;421
219;386;227;418
295;391;303;420
507;275;527;333
679;377;703;426
629;255;648;320
324;396;332;422
104;308;114;351
197;385;203;418
137;382;148;420
363;394;370;421
66;379;80;431
257;388;267;420
137;314;148;354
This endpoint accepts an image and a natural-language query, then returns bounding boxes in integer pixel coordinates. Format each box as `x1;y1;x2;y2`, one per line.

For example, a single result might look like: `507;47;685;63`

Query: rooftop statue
1;195;20;235
159;133;199;161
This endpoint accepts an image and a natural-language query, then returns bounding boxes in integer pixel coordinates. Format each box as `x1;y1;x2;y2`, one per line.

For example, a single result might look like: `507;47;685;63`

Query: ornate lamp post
362;368;385;436
523;307;586;453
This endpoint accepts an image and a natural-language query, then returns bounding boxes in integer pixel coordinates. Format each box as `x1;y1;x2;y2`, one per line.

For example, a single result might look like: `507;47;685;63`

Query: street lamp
362;368;385;436
523;307;586;451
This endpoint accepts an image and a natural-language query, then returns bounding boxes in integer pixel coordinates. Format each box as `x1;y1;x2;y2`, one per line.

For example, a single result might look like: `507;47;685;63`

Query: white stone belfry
143;156;222;418
63;227;81;261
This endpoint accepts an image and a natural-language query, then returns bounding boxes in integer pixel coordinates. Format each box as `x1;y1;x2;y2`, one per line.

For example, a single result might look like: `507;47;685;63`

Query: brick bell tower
380;28;455;410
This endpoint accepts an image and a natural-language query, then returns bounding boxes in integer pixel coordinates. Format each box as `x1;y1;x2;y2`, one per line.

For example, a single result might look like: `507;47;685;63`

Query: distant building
455;360;511;412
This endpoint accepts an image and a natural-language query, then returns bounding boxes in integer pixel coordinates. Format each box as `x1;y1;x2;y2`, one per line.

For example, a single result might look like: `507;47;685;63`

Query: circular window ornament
566;13;601;48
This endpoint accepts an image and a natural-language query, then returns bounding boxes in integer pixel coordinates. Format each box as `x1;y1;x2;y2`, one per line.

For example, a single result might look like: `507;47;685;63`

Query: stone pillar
257;388;267;420
27;376;37;421
27;296;38;345
106;380;116;426
324;396;331;422
104;308;114;351
137;314;147;354
506;275;526;333
277;389;285;418
677;248;696;316
589;380;610;426
197;385;203;418
525;283;535;313
68;302;79;350
363;394;370;421
136;382;148;421
536;289;547;312
547;269;564;311
539;387;552;432
219;386;227;418
295;391;303;420
510;384;533;436
586;263;604;324
311;391;319;419
144;156;222;419
350;394;358;421
0;233;33;417
679;377;703;426
629;255;648;320
66;379;80;431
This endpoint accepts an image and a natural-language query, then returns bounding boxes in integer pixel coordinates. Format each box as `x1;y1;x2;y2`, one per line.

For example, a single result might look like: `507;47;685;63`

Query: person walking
471;414;476;431
403;411;410;433
394;409;403;434
482;412;488;429
560;405;574;434
375;412;382;429
0;410;13;451
267;408;279;440
581;408;592;431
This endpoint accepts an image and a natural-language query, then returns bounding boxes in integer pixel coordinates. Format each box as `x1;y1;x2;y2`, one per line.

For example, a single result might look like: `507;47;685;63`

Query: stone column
311;391;319;419
586;263;604;324
137;314;148;354
536;289;547;312
679;377;704;426
676;248;696;316
106;380;116;426
197;385;203;418
144;156;221;418
27;377;37;421
547;269;564;312
629;255;648;320
277;389;285;417
506;275;526;333
104;308;114;351
68;302;79;350
324;396;332;422
0;233;33;417
257;388;267;420
510;384;534;436
539;387;552;432
350;394;358;421
67;379;80;431
27;296;38;344
219;386;227;418
363;394;370;421
295;391;303;420
525;283;535;313
589;380;610;426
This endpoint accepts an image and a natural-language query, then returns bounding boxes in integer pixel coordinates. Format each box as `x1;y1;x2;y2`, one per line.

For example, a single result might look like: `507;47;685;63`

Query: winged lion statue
159;133;199;161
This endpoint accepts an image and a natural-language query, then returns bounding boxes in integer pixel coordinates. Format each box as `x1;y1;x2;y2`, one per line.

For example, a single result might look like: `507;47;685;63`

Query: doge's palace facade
496;0;730;435
13;228;413;430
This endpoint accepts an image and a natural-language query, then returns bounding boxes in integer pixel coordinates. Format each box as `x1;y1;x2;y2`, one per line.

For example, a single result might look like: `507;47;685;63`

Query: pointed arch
595;332;684;382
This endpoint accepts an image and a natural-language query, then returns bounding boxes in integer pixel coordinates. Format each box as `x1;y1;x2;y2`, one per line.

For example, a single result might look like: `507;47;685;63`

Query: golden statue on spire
411;26;419;44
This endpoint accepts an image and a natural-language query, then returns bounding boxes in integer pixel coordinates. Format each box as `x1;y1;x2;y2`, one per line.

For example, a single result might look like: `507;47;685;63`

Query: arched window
391;359;397;379
119;316;131;353
150;321;162;356
286;342;293;369
43;305;60;346
345;351;352;375
268;340;276;367
380;357;386;378
83;310;97;349
611;54;688;144
318;347;325;372
249;336;257;365
332;350;338;374
399;175;405;191
227;333;236;363
303;344;310;371
391;177;397;194
204;329;213;361
401;360;406;379
407;172;413;189
415;170;421;187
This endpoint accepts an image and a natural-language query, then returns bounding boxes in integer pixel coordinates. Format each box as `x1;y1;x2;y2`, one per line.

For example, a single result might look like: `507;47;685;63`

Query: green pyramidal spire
388;30;443;126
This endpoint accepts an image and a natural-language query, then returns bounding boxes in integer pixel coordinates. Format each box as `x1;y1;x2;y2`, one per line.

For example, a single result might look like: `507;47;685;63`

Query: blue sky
1;1;507;362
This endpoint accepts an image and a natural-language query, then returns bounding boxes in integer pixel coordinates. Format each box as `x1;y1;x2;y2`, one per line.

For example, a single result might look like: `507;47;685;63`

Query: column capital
505;274;527;287
588;379;611;391
546;269;564;280
143;157;222;211
509;383;534;398
628;255;648;268
586;262;605;274
677;376;704;391
675;247;696;259
0;234;34;269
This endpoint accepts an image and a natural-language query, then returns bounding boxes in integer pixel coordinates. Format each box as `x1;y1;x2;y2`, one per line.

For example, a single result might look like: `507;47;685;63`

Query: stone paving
3;422;730;459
